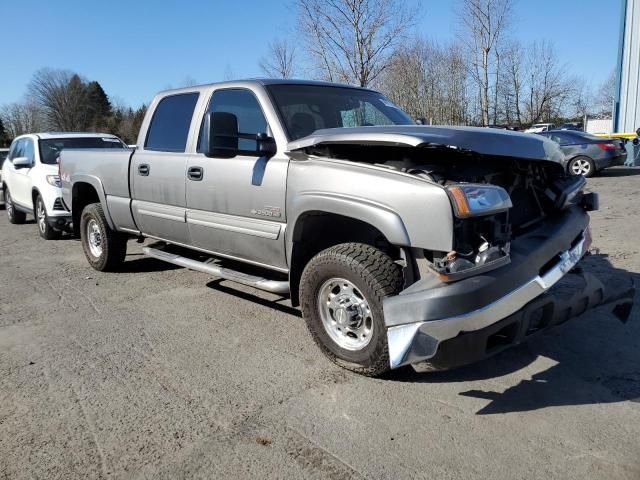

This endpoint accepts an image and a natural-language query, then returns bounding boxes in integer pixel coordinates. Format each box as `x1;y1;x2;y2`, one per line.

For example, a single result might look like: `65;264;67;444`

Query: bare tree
501;41;524;125
27;68;93;131
296;0;416;87
523;41;573;123
259;38;297;78
594;69;616;115
457;0;513;125
566;77;592;121
380;38;470;125
0;101;44;138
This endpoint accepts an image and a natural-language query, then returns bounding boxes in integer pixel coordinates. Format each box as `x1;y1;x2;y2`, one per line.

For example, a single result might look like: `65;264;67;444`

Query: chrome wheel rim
37;200;46;234
318;278;373;351
87;219;103;257
5;191;13;219
571;158;591;176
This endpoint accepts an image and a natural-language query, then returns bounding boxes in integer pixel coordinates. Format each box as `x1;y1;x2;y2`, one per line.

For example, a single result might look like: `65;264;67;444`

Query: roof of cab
33;132;120;140
155;78;375;97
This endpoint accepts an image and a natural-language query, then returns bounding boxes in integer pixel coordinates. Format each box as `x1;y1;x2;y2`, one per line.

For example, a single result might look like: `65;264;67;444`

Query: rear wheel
4;188;26;224
80;203;127;271
35;194;61;240
299;243;403;376
568;156;595;177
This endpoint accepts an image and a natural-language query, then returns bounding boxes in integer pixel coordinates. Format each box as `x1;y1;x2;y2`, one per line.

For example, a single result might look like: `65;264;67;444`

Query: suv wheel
5;188;26;224
35;194;61;240
80;203;127;271
299;243;403;376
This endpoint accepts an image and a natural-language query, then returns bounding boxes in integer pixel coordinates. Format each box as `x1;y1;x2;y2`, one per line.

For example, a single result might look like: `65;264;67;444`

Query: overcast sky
0;0;622;107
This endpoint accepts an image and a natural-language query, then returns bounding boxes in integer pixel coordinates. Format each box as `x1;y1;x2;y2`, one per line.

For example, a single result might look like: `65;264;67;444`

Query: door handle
138;164;150;176
187;166;203;181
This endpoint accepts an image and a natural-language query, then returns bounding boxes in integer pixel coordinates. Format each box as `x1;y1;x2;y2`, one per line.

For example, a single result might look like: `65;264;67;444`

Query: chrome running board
142;246;290;294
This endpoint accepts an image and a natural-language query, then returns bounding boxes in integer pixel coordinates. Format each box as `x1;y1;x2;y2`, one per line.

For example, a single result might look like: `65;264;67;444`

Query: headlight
46;175;61;187
447;184;512;218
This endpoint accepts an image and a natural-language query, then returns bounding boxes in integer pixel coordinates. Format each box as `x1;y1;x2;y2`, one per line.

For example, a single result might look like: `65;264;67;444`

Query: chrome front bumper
386;232;590;369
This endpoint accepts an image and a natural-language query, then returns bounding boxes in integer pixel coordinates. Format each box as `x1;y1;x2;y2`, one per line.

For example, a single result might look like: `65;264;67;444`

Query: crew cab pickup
60;80;634;376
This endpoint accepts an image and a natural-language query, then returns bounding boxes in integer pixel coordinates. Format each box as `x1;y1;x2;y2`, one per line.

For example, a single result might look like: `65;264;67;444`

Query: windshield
267;84;414;140
39;137;126;164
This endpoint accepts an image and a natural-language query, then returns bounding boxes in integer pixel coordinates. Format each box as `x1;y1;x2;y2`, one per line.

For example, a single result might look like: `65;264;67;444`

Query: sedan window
541;132;571;145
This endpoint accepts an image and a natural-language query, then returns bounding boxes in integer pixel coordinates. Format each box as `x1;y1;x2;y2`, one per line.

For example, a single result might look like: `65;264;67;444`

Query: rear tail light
597;142;617;151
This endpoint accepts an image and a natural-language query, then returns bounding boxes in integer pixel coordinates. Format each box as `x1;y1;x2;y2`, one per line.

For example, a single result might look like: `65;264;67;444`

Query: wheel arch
287;202;409;306
31;187;42;215
70;176;113;235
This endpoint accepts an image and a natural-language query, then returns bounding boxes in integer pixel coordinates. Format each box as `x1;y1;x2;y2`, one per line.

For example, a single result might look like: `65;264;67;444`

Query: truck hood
287;125;565;164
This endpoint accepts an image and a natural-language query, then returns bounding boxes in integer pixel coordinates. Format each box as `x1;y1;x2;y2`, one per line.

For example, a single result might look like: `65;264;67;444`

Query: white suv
524;123;556;133
2;133;127;239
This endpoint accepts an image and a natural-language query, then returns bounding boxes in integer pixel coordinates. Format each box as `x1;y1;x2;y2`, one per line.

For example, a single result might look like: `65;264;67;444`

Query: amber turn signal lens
448;186;471;217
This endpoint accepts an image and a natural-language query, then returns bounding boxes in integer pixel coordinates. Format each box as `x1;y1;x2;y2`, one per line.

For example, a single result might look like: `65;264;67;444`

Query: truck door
131;92;199;244
185;88;289;270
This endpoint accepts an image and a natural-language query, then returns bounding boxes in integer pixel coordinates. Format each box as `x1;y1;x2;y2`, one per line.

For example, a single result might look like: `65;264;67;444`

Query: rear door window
145;93;199;152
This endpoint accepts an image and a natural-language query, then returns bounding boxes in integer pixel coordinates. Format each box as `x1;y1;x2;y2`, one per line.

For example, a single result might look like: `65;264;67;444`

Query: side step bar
142;246;290;294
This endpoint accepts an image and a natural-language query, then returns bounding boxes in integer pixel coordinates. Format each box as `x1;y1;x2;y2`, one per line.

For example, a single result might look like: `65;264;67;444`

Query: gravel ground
1;167;639;480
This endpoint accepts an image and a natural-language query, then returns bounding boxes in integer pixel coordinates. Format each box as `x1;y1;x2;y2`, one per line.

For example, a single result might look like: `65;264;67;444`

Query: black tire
299;243;403;376
568;156;595;178
35;194;61;240
4;188;26;224
80;203;127;271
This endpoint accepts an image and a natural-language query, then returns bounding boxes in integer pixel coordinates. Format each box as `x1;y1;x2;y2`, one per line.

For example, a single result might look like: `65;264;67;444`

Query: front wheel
299;243;403;376
568;156;595;177
35;194;61;240
80;203;127;271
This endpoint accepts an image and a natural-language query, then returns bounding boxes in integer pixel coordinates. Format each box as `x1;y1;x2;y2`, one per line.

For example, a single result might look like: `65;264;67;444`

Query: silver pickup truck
60;79;634;376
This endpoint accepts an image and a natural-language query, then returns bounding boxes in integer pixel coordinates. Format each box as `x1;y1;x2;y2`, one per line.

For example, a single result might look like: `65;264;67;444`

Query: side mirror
633;137;639;146
204;111;239;158
204;111;277;158
12;156;32;169
415;118;427;125
256;132;277;157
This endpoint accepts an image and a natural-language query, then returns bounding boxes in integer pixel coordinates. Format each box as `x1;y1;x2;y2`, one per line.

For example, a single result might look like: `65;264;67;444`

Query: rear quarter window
145;92;199;152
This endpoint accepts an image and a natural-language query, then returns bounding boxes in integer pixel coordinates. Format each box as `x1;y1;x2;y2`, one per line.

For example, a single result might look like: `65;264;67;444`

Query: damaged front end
386;226;635;371
421;169;596;282
288;126;634;370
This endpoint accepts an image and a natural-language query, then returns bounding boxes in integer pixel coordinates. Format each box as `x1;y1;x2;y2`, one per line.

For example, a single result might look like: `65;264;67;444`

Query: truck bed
60;148;137;232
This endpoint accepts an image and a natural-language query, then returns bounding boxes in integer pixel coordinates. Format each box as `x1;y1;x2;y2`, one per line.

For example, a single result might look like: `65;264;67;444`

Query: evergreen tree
85;81;112;131
66;73;90;130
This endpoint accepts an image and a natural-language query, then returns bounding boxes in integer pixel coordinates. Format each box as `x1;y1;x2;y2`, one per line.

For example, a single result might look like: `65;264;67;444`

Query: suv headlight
46;175;61;187
447;184;512;218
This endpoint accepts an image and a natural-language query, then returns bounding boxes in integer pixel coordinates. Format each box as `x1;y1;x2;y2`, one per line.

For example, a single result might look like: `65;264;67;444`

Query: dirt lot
1;167;639;480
